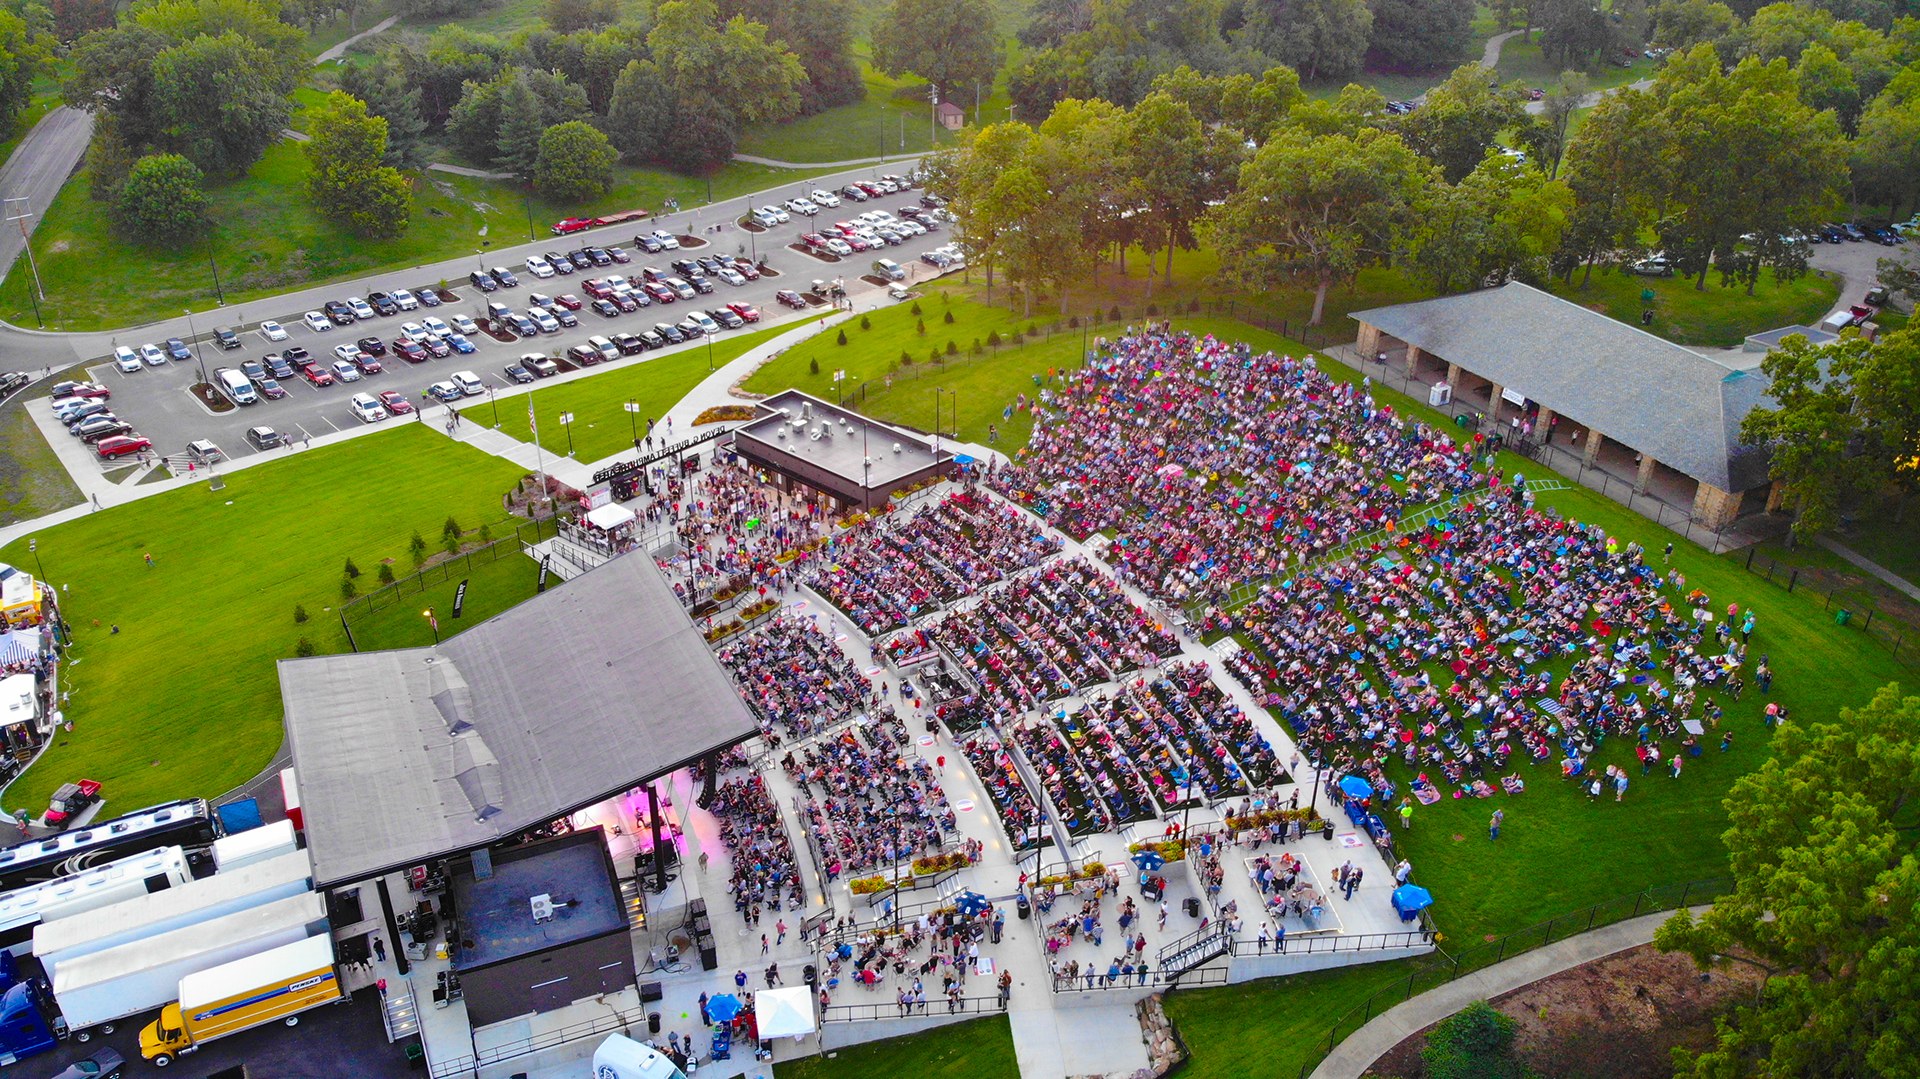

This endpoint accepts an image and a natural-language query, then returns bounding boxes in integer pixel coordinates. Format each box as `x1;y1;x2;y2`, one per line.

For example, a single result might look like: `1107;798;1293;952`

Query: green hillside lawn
0;425;526;814
774;1016;1017;1079
464;313;827;463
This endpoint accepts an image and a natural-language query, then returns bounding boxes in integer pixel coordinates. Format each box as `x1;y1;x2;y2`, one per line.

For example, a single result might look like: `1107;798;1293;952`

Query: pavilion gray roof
1352;282;1770;491
278;553;756;889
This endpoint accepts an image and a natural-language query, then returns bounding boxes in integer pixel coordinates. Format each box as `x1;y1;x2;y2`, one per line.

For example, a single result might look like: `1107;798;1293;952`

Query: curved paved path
1309;905;1713;1079
732;150;930;169
314;13;398;63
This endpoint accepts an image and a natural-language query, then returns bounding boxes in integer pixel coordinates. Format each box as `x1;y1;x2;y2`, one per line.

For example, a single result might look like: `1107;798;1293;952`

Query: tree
150;31;295;175
1125;92;1212;286
1365;0;1476;71
85;111;139;201
113;153;208;244
1203;125;1433;324
1793;41;1861;131
49;0;116;40
493;74;546;180
534;120;615;202
1650;47;1848;293
1656;684;1920;1076
1514;69;1587;178
1537;0;1614;70
339;65;430;171
647;0;806;128
1020;0;1091;48
1421;1001;1527;1079
1651;0;1737;49
305;91;412;238
0;9;50;133
1240;0;1372;82
663;90;737;174
604;59;677;163
1553;86;1661;285
1852;69;1920;217
1406;151;1572;293
1738;332;1871;542
545;0;601;33
871;0;1004;101
720;0;863;111
1396;63;1530;182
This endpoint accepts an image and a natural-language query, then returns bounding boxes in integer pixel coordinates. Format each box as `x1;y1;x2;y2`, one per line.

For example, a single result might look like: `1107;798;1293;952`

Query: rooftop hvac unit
531;894;556;923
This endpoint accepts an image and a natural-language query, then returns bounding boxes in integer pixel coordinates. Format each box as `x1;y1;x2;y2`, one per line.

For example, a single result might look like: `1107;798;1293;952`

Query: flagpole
529;394;548;521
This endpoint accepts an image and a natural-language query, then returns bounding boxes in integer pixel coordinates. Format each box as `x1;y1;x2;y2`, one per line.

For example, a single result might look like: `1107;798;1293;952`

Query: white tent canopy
585;503;637;531
754;986;817;1039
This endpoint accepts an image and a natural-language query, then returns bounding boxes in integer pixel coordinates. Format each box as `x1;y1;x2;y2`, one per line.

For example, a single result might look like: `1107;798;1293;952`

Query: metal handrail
821;993;1004;1021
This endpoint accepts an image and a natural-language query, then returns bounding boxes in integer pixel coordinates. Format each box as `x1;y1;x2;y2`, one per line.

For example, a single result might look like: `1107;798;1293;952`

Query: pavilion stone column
1693;482;1743;530
1405;346;1424;378
1445;362;1463;388
1581;429;1604;467
1635;452;1658;493
1487;382;1506;420
1765;480;1787;513
1356;322;1382;359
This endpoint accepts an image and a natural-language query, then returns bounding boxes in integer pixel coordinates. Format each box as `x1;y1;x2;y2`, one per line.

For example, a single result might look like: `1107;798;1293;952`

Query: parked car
503;361;534;383
113;347;142;373
522;353;559;377
451;313;480;335
613;332;647;355
357;336;388;356
301;362;335;386
422;335;452;358
567;343;605;366
447;333;476;354
263;354;295;380
95;435;151;460
543;250;576;274
368;292;399;315
592;298;621;318
655;322;686;344
650;229;679;250
810;189;841;208
391;287;421;310
731;259;761;281
76;417;133;444
348;297;376;320
257;377;287;400
525;255;556;278
490;266;521;288
552;216;598;235
259;319;289;342
607;246;632;264
727;301;761;323
164;337;193;362
787;197;820;216
51;382;110;400
634;232;664;254
245;425;285;450
1629;255;1674;277
330;359;363;382
378;389;414;415
427;380;464;402
469;270;499;292
139;343;168;367
752;207;783;227
348;392;388;423
638;328;666;349
451;370;485;395
302;311;334;332
416;287;442;308
775;289;807;309
323;300;355;325
354;353;384;375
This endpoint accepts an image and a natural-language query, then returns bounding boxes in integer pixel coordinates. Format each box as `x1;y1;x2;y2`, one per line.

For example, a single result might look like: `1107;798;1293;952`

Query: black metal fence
821;993;1005;1022
1741;548;1915;664
1291;877;1733;1079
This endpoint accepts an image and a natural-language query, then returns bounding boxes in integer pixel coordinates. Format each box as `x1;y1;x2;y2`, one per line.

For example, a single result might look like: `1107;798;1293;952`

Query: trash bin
1835;609;1851;625
1184;896;1201;918
1015;893;1031;920
1322;820;1336;841
648;1011;662;1034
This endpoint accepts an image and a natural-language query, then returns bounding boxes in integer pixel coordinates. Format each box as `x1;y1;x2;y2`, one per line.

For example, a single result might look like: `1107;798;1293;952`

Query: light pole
932;387;949;452
475;241;490;272
929;85;939;148
3;198;44;327
625;400;640;449
27;538;44;583
183;309;208;386
705;331;715;372
423;606;440;644
489;384;500;428
559;411;575;457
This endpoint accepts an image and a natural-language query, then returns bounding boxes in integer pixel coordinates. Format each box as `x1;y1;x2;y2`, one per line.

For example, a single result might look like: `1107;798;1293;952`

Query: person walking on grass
1489;808;1504;841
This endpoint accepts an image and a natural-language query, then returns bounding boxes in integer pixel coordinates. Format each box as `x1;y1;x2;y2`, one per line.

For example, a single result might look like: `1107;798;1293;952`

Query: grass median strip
464;313;826;463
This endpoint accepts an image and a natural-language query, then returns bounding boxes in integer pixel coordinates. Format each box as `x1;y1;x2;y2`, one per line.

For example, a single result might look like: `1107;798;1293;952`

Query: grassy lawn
773;1016;1017;1079
1495;40;1653;92
463;314;826;462
1837;509;1920;588
0;425;527;814
1545;265;1839;347
1168;964;1413;1079
299;1;398;59
736;45;1013;164
0;391;83;526
341;539;544;653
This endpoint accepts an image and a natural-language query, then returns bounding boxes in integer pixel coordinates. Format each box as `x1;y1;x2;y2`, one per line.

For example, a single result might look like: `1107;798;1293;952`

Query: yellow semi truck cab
140;935;341;1066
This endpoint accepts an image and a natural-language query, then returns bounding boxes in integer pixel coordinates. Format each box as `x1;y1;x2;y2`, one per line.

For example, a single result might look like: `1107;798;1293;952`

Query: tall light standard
625;400;641;449
3;198;45;327
27;538;44;583
929;85;939;147
932;387;948;453
423;606;440;645
705;331;715;372
182;308;208;386
558;411;576;457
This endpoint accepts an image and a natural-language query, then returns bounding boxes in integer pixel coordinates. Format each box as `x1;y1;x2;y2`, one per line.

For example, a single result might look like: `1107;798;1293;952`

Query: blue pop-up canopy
1338;774;1375;799
1392;884;1434;912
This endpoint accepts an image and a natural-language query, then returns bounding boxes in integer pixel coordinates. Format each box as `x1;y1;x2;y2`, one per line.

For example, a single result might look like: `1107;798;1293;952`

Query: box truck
34;849;312;977
0;845;191;957
209;819;297;873
45;891;326;1043
141;934;342;1067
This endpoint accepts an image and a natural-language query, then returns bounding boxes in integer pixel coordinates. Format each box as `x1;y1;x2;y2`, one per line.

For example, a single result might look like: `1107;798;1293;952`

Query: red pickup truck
551;208;650;236
46;779;102;830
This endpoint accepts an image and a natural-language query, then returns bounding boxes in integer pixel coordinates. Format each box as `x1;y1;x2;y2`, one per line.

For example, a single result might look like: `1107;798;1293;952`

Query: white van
216;368;258;405
451;370;485;396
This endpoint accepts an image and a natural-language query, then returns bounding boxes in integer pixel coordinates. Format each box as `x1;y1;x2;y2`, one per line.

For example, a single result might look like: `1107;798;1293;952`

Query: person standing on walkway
1489;808;1504;840
1342;866;1364;900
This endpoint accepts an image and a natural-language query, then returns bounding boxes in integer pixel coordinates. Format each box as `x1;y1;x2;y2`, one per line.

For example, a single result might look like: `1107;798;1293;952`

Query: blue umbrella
1338;774;1375;800
954;890;991;917
1392;884;1434;912
706;993;743;1023
1132;848;1167;872
953;454;975;465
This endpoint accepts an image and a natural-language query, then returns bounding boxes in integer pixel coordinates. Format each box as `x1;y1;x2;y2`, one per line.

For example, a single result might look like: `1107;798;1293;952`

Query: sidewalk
1815;535;1920;602
1308;905;1713;1079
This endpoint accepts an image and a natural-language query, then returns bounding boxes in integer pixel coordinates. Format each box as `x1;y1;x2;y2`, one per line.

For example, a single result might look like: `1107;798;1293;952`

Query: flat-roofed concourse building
1352;282;1780;529
730;389;954;512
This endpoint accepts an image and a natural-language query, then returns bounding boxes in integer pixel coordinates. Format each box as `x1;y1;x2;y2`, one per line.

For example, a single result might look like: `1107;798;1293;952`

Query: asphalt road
0;106;93;309
39;173;955;470
21;986;411;1079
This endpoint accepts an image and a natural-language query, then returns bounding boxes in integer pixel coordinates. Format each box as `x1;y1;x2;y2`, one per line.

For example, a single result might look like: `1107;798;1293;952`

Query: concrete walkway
1815;535;1920;602
313;13;398;63
732;151;930;169
1309;906;1712;1079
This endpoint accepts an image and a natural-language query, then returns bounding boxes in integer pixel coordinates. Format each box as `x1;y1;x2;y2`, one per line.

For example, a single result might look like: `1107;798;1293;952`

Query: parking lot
49;174;960;472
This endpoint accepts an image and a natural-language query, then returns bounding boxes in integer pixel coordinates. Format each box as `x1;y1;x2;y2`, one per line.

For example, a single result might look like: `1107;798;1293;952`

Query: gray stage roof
279;554;757;889
1353;282;1771;491
733;389;951;491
